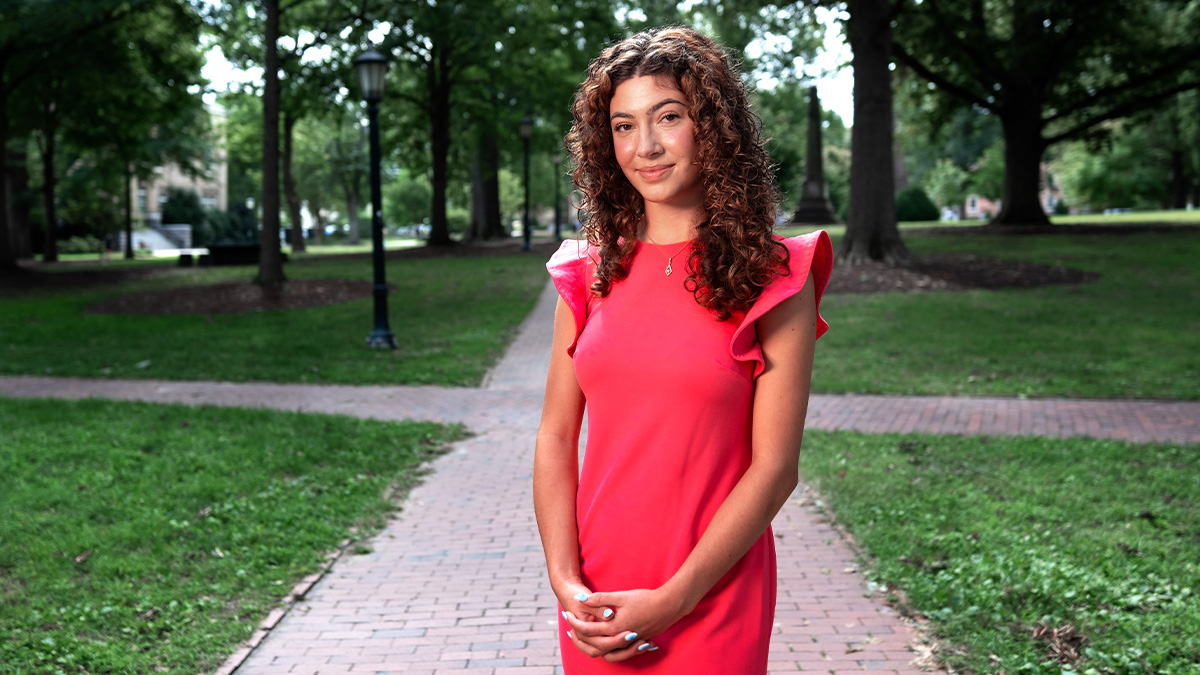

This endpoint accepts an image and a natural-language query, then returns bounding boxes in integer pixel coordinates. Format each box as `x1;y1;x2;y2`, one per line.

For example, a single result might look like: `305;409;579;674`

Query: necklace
643;233;690;276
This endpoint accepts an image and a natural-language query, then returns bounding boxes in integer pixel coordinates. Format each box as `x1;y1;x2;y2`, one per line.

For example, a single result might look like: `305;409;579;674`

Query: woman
534;26;832;673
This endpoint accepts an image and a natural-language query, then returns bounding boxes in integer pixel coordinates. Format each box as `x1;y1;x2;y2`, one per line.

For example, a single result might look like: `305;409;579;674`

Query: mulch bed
2;235;1103;316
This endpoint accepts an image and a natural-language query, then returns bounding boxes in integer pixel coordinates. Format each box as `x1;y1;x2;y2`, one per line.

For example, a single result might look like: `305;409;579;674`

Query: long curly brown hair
566;26;787;321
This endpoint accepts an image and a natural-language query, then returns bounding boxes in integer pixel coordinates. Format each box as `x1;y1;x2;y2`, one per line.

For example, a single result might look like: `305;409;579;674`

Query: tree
891;0;1200;226
840;0;910;263
0;0;153;270
6;0;207;262
208;0;364;285
923;158;969;211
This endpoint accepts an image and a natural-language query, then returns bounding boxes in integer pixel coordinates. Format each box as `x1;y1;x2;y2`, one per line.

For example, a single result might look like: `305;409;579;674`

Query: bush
58;235;103;255
161;187;205;228
895;186;940;222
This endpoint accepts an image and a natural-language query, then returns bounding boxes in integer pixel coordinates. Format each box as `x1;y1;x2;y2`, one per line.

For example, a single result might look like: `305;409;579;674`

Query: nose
636;125;663;159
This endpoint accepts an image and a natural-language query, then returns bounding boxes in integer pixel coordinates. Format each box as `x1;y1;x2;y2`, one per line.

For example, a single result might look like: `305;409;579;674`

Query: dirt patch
84;278;376;315
827;253;1099;294
6;238;1100;316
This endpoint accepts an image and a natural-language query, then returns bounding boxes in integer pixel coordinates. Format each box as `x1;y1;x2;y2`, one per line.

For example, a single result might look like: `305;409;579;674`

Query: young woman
534;26;832;673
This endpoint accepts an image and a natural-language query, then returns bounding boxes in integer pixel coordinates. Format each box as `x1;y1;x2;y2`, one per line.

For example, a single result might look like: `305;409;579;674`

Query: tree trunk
840;0;910;264
0;59;15;271
345;180;360;244
470;130;504;240
309;200;324;244
892;106;908;193
5;143;32;258
124;165;132;261
1169;149;1188;209
282;111;305;253
40;107;58;263
426;60;453;246
257;0;285;287
992;97;1051;227
345;124;364;245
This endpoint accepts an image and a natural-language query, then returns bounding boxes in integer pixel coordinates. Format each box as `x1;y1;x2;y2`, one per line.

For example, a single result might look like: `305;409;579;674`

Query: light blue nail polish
602;608;613;618
638;643;649;651
625;632;638;641
561;611;568;620
573;592;589;602
648;645;659;651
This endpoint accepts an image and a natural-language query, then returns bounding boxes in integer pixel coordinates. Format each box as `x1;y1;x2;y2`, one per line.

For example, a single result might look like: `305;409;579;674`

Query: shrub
58;235;102;255
161;187;205;227
895;186;941;222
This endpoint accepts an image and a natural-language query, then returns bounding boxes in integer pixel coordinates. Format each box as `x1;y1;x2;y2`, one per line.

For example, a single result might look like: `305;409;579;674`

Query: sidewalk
2;282;1198;675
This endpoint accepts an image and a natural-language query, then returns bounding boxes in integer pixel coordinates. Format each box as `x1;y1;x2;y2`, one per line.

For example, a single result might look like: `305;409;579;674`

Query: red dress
546;232;832;674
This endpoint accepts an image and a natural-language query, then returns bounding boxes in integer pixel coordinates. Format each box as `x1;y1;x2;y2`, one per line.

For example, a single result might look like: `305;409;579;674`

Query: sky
201;11;856;125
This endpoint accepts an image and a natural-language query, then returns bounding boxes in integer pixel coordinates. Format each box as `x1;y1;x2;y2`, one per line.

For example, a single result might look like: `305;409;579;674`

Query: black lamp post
355;48;397;349
551;152;563;242
519;116;534;251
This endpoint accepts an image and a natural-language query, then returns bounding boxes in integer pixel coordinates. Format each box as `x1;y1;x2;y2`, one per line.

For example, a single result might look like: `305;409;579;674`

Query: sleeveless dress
546;231;832;674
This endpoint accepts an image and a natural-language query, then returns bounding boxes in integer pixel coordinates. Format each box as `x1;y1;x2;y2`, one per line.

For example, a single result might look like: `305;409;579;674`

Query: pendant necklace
643;232;690;276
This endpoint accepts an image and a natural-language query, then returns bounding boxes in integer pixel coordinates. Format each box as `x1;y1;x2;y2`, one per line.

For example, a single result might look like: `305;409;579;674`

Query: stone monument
790;87;840;224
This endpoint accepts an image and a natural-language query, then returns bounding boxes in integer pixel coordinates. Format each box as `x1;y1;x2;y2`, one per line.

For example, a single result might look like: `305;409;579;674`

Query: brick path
2;282;1198;675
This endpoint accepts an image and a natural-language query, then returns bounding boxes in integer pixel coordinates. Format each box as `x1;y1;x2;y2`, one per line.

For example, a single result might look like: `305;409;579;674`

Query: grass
0;396;461;674
1052;209;1200;225
811;230;1200;399
1;252;549;386
6;227;1197;399
798;431;1200;675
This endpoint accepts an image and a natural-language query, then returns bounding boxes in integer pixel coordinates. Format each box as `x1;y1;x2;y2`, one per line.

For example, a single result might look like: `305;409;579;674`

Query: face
609;75;702;214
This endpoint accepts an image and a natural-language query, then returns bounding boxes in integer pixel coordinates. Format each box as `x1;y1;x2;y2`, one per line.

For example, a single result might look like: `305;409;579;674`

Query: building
129;106;228;230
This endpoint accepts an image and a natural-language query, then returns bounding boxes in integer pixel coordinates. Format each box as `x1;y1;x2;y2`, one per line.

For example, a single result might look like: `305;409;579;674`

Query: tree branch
924;0;1008;84
1045;50;1200;124
1044;78;1200;146
891;42;994;111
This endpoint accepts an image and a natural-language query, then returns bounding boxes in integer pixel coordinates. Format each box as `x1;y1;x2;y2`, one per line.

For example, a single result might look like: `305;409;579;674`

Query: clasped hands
559;584;686;662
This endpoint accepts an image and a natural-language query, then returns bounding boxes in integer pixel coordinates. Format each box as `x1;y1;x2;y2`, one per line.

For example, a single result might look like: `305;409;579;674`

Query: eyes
612;111;686;135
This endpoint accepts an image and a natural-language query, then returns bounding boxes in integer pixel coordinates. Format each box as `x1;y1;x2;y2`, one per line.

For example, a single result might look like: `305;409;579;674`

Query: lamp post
355;48;397;349
519;116;534;251
552;152;563;242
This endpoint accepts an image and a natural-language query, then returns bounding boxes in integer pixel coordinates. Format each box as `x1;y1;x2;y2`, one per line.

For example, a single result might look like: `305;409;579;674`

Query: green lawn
0;397;461;674
812;230;1200;399
799;431;1200;675
5;228;1196;399
1;253;549;386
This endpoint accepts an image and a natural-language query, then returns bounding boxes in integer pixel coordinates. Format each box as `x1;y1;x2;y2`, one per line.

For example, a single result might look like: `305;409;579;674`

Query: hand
562;588;685;662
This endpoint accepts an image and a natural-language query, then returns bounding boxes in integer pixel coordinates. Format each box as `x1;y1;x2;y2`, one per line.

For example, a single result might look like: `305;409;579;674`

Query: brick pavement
2;281;1198;674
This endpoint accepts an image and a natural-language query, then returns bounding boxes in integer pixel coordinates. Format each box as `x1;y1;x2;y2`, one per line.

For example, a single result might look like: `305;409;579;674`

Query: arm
533;297;593;617
566;271;818;660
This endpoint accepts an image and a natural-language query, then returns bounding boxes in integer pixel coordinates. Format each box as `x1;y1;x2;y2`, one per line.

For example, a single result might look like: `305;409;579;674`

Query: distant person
535;27;832;673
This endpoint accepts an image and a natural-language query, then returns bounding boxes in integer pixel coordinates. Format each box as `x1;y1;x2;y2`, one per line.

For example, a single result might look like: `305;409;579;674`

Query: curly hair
565;26;788;321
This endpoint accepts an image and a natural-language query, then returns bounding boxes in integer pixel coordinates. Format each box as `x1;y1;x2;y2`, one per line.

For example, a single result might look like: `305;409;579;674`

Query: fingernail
561;611;569;620
638;643;649;651
602;608;613;618
573;592;589;602
625;632;638;641
648;645;659;651
567;630;573;639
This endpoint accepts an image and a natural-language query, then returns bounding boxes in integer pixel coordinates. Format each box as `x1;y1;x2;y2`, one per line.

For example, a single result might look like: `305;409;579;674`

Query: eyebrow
610;98;687;121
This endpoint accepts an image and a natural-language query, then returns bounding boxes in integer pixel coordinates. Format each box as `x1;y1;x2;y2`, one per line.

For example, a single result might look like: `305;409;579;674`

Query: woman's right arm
534;297;591;613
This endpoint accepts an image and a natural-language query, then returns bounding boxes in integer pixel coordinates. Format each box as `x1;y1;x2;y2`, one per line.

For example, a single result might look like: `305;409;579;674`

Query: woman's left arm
567;270;817;659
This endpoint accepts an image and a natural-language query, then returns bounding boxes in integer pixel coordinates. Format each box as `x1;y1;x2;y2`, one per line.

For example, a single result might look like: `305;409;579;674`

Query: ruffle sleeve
546;238;596;357
730;231;833;380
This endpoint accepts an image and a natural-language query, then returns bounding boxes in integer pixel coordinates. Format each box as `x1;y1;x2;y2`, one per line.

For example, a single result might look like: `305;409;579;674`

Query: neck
641;202;704;244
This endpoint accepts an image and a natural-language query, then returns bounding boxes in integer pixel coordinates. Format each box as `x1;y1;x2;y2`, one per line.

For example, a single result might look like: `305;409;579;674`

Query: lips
637;165;673;180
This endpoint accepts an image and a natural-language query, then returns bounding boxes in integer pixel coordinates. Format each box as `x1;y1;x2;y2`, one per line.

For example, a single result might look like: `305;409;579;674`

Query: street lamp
519;116;534;251
354;48;396;349
551;152;563;242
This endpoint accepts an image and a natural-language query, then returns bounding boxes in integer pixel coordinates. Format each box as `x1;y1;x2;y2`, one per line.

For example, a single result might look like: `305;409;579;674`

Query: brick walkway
2;282;1197;675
